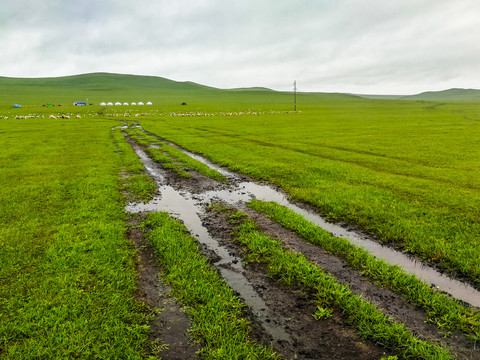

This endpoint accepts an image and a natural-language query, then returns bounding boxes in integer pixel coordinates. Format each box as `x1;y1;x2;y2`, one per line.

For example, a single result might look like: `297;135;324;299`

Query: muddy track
238;209;478;360
201;208;392;359
123;130;480;359
128;216;199;359
134;123;480;304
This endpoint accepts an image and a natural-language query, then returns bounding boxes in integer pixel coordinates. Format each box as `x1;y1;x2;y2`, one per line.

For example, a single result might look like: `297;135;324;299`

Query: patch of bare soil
127;215;199;360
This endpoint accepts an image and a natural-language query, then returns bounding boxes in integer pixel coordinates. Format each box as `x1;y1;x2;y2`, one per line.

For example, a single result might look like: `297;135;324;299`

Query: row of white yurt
100;102;153;106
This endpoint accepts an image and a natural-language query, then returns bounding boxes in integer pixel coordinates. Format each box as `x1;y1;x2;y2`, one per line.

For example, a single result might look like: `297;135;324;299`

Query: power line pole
293;80;297;112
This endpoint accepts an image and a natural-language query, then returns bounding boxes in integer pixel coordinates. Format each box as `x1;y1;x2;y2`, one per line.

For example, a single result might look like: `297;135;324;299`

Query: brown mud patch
127;215;199;360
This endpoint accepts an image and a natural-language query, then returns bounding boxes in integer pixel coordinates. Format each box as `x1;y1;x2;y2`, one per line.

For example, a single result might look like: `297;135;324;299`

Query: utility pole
293;80;297;112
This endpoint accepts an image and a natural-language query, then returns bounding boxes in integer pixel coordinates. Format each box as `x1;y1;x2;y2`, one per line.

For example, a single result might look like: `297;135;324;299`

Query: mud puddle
127;182;291;345
125;144;391;358
127;216;199;359
127;124;480;308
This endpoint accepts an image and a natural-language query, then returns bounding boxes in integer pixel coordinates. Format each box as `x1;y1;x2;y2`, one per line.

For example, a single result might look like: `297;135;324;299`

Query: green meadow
1;73;480;357
138;96;480;286
0;114;151;358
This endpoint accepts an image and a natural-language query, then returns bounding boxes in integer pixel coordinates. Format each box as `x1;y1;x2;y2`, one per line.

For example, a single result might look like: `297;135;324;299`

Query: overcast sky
1;0;479;94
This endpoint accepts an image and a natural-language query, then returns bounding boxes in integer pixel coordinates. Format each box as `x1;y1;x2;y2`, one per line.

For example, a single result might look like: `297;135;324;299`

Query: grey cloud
1;0;480;94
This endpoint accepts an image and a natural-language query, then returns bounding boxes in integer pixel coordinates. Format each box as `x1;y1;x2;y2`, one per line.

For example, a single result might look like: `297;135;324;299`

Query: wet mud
241;209;478;360
134;124;480;308
123;127;480;359
203;208;391;359
127;217;199;359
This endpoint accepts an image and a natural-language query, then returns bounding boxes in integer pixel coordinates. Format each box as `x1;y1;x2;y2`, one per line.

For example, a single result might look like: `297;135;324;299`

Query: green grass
125;123;228;182
248;200;480;340
3;74;480;357
142;212;278;359
111;127;157;203
136;97;480;286
228;211;452;359
402;88;480;102
0;115;151;358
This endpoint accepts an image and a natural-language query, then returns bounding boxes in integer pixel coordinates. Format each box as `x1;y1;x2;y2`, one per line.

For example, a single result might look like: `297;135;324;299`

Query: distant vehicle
73;102;87;106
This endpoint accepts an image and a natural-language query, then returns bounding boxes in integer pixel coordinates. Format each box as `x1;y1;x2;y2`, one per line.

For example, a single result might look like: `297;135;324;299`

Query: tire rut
128;217;199;360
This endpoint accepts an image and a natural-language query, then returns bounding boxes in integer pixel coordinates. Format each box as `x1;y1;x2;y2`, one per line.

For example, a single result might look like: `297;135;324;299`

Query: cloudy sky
1;0;479;94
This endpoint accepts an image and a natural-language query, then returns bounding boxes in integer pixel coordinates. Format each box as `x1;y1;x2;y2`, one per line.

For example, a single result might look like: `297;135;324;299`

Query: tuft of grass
125;122;228;182
142;212;278;359
146;147;192;178
112;127;156;203
123;174;157;202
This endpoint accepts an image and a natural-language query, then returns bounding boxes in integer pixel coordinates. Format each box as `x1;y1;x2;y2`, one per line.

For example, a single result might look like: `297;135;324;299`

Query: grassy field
0;113;153;358
2;73;480;358
137;97;480;286
0;104;285;358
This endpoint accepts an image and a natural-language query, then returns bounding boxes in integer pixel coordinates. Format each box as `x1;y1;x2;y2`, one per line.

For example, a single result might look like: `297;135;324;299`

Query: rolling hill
400;88;480;102
2;72;478;109
0;72;360;110
0;72;221;107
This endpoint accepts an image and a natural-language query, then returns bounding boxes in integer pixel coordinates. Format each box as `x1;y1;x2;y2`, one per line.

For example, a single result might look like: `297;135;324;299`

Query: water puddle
126;148;291;343
125;131;480;309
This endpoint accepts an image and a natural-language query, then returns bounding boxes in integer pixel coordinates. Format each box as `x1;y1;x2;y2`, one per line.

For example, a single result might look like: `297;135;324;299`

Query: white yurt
107;102;114;106
100;102;107;106
115;102;122;106
123;102;129;106
131;102;137;105
138;102;145;105
146;101;153;105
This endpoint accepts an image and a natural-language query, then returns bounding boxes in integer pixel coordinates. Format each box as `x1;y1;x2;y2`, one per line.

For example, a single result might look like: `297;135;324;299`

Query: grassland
227;210;453;359
0;106;279;358
137;97;480;287
0;112;151;358
2;73;480;358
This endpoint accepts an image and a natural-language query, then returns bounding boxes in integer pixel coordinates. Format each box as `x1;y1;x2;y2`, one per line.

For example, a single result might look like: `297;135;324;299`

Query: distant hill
0;72;220;106
355;88;480;102
355;94;406;100
0;72;363;109
400;88;480;102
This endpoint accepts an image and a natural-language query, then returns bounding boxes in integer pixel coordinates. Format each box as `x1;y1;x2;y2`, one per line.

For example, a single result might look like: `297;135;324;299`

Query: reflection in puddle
127;183;291;343
126;138;480;309
126;144;291;342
